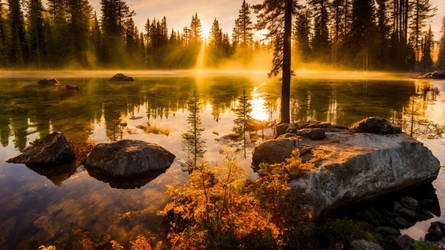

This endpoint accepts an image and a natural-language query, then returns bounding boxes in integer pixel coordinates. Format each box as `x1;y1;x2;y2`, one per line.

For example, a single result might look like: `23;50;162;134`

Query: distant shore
0;69;416;81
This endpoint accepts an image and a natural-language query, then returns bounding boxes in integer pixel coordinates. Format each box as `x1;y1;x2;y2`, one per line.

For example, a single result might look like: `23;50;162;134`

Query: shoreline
0;69;417;81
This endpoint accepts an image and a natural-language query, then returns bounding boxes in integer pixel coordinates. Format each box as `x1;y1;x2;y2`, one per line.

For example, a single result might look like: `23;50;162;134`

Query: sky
88;0;445;40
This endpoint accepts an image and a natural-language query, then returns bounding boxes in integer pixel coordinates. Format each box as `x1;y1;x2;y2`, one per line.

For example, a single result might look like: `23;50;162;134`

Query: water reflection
26;163;78;186
0;76;444;249
86;167;166;189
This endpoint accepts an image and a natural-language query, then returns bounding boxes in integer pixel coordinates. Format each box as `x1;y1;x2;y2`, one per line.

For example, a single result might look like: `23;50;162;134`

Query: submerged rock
65;84;80;91
109;73;134;82
83;140;175;177
38;78;60;86
7;132;75;166
252;120;440;218
350;117;402;134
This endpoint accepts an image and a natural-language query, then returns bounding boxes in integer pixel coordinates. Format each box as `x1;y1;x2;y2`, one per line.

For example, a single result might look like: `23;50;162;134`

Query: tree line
0;0;444;70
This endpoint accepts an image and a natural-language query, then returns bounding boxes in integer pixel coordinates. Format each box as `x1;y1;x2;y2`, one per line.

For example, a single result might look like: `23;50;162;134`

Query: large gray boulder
252;130;440;218
83;140;175;177
7;132;75;165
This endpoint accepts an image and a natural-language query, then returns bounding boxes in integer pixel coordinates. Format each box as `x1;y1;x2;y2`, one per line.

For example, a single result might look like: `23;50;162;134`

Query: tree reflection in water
0;76;444;249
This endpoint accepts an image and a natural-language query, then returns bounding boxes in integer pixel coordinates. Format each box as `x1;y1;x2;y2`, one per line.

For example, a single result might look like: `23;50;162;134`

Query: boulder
350;117;402;134
109;73;134;82
275;123;290;137
375;226;400;236
418;71;445;79
252;128;440;218
431;71;445;79
298;128;326;140
252;138;300;166
394;235;415;250
83;140;175;177
38;78;60;86
7;132;75;166
425;222;445;241
351;240;383;250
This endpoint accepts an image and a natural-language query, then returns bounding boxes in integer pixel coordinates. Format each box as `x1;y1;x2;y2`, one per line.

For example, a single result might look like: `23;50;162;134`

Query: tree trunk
281;0;292;124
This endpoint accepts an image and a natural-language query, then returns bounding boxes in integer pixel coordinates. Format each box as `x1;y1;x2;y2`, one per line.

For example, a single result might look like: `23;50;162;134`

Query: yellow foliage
38;246;56;250
159;150;311;249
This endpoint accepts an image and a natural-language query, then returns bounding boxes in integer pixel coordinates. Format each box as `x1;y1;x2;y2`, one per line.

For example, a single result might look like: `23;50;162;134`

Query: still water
0;73;444;248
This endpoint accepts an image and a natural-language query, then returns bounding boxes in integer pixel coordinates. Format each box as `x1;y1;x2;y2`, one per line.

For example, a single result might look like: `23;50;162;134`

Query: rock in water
418;71;445;79
83;140;175;177
38;79;60;86
351;240;383;250
350;117;402;134
109;73;134;82
7;132;75;165
65;84;80;91
252;129;440;218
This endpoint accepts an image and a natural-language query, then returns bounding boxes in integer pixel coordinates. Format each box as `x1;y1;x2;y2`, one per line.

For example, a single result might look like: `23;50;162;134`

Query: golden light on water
250;87;269;121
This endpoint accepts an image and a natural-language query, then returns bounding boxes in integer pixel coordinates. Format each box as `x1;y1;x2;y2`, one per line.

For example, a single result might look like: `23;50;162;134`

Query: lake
0;72;444;249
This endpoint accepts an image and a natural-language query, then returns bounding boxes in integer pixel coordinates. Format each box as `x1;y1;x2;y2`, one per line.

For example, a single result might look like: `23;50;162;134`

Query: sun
201;25;211;41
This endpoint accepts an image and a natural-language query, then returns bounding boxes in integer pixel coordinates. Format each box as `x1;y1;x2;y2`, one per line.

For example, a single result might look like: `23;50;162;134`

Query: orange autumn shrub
160;150;312;249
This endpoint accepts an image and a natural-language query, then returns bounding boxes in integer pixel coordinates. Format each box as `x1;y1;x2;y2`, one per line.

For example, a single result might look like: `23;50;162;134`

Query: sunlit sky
87;0;444;40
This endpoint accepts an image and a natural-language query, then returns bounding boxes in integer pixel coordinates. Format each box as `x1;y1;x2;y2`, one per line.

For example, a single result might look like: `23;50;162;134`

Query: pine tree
125;17;137;54
189;13;201;45
144;18;150;53
294;7;311;62
161;16;168;43
8;0;28;65
233;89;252;159
47;0;69;67
232;20;240;47
0;2;8;65
421;26;433;71
438;17;445;70
409;0;436;63
346;0;376;68
92;12;102;65
209;18;222;48
234;0;253;48
254;0;299;123
27;0;45;67
182;93;206;172
331;0;345;44
309;0;330;59
100;0;134;65
66;0;92;66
